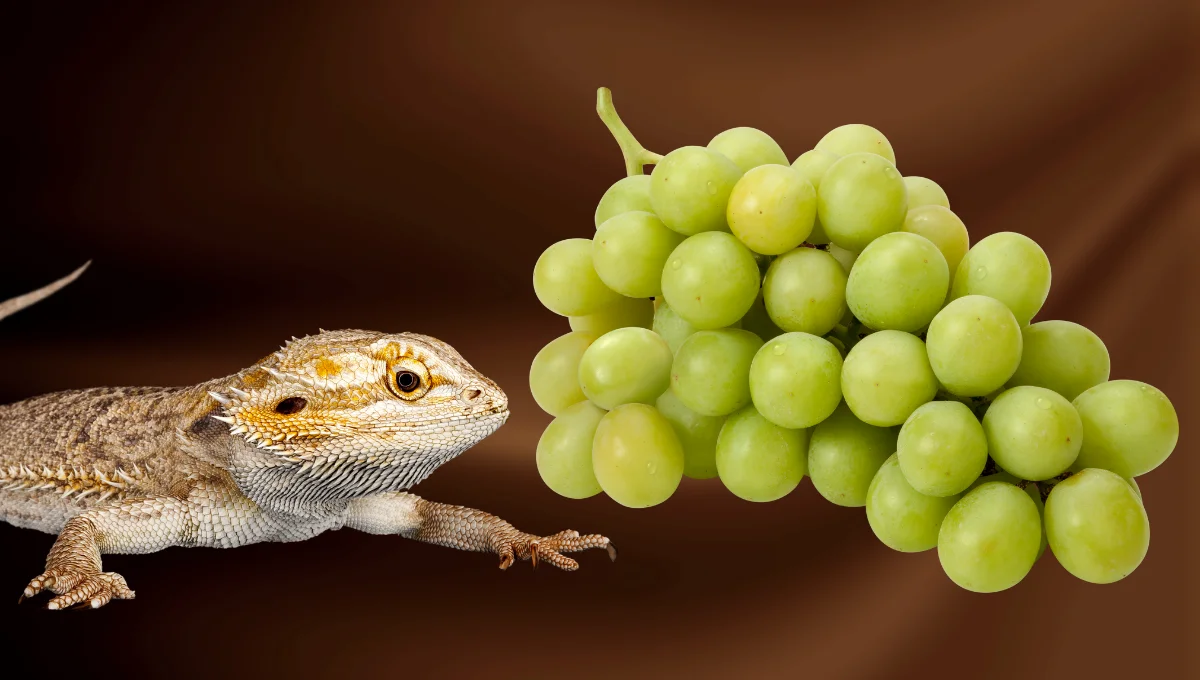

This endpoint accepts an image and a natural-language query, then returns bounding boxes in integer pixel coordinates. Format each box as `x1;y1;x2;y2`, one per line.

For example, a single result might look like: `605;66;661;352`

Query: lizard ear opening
274;397;308;415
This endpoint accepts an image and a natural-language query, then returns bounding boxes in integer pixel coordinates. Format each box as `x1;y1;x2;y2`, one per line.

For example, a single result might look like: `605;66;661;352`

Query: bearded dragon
1;264;614;610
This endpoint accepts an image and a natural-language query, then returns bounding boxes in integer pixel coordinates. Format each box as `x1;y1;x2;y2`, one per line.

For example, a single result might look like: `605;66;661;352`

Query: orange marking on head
314;357;342;378
375;342;413;362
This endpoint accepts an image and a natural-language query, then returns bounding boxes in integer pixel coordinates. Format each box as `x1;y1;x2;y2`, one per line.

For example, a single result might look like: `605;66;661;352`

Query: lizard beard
225;409;509;516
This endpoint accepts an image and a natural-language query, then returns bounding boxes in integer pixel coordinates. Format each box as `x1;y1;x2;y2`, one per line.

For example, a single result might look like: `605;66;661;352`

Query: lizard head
207;329;509;490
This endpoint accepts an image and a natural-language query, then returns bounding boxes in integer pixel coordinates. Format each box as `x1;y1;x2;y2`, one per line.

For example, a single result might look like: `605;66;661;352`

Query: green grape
656;388;726;480
533;238;622;316
815;124;896;165
749;333;843;429
727;165;816;255
983;386;1081;481
1073;380;1179;477
738;291;784;342
1045;468;1150;584
902;206;969;277
897;401;987;497
660;231;760;330
536;401;606;499
671;329;763;416
827;243;859;274
817;153;908;252
1006;320;1109;401
791;148;840;245
867;454;960;552
1070;458;1146;496
577;327;673;410
841;330;938;427
926;295;1023;396
594;175;653;228
762;248;847;336
951;232;1051;325
570;296;654;336
708;127;788;173
846;232;949;332
937;481;1041;592
649;146;743;235
654;301;742;354
808;402;896;507
591;403;685;508
715;404;808;502
902;176;950;209
1127;476;1142;500
593;211;684;298
791;148;839;186
968;471;1047;560
529;332;595;416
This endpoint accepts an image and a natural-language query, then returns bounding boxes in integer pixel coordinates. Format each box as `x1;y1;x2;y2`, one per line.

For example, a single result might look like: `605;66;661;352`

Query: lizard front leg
345;492;616;571
21;496;191;609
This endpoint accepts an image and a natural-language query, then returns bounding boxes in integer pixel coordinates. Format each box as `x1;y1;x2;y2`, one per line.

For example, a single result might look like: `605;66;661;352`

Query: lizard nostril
462;388;484;403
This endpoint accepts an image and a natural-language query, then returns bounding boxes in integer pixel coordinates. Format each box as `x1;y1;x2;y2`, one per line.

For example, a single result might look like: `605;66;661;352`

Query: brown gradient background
0;1;1197;678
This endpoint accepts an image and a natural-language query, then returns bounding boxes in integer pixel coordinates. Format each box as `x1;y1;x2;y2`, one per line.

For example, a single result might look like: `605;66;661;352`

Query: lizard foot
20;568;135;610
496;529;616;572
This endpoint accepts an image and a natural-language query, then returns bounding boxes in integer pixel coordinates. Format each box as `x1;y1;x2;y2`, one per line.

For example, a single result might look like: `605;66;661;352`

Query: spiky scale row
0;462;146;503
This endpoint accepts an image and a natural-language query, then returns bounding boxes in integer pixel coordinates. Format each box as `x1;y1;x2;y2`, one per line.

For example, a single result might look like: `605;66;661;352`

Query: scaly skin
1;267;614;610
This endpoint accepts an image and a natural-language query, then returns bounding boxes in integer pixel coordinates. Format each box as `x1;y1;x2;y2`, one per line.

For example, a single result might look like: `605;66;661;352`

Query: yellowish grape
727;165;815;255
592;404;685;508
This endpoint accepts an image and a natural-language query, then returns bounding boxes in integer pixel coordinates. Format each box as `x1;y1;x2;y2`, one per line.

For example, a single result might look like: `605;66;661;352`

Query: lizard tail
0;261;91;324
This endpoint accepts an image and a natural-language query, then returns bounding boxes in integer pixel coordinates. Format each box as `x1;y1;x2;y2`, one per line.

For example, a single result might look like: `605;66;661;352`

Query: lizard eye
386;359;431;399
396;371;421;393
275;397;307;415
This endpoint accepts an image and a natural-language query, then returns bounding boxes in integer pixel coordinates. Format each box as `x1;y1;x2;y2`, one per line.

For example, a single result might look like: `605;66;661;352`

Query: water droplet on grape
706;180;717;195
646;461;657;474
975;266;988;280
1036;398;1051;410
772;344;785;355
671;259;682;270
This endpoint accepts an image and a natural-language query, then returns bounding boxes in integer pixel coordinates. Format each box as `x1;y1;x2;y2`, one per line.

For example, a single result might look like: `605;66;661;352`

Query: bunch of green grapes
529;87;1179;593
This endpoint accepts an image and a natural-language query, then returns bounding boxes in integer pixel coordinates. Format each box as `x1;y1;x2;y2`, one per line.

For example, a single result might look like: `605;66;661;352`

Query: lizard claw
495;529;614;572
22;568;134;611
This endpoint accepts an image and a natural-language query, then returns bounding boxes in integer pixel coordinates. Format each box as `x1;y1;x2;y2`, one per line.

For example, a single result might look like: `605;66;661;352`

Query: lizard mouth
406;406;509;431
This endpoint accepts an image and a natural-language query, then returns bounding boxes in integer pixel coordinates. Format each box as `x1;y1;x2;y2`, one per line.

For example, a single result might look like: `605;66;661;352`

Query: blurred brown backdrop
0;1;1196;678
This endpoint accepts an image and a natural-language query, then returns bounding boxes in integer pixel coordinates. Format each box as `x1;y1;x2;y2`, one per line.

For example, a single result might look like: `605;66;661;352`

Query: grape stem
596;87;663;177
828;316;868;353
1034;471;1074;501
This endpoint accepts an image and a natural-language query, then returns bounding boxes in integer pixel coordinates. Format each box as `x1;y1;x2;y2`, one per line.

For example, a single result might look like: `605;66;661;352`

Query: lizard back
0;385;224;532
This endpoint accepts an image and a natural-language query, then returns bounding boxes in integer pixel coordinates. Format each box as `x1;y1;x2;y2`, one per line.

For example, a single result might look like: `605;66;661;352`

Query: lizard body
1;266;613;610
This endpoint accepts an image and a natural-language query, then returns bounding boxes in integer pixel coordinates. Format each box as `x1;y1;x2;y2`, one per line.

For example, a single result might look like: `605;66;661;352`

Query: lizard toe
42;571;132;611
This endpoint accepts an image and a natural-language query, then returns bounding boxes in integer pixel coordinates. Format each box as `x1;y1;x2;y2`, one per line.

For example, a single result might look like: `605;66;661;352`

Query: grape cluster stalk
529;87;1179;592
